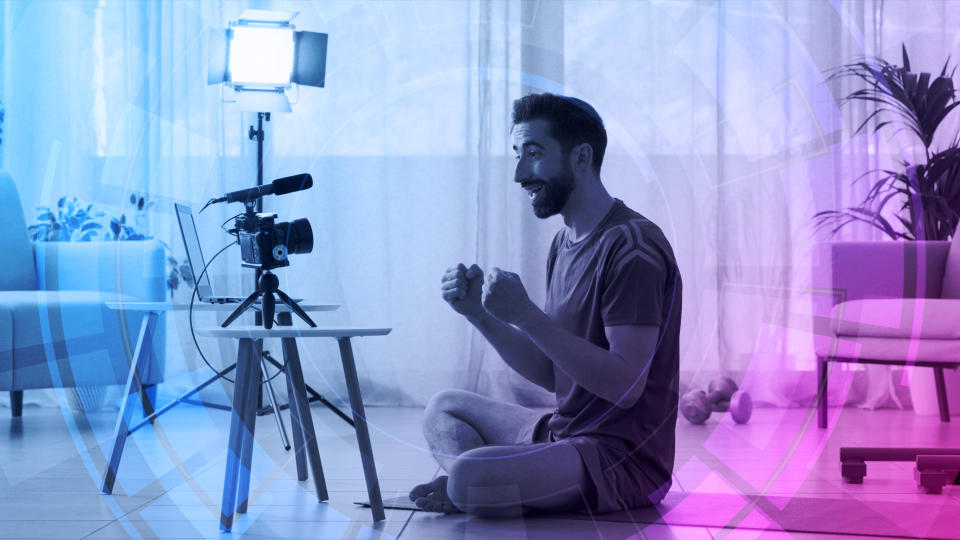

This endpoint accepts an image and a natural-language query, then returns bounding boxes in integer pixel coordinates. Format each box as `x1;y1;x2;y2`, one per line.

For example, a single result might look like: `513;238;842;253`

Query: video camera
204;173;315;271
203;173;318;329
235;213;312;271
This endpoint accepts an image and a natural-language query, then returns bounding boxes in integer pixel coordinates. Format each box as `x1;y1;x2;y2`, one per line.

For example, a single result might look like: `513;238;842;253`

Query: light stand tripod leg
261;351;355;428
261;355;291;451
126;363;237;436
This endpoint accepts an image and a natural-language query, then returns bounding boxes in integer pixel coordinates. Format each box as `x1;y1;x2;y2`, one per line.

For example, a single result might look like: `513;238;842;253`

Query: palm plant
815;45;960;241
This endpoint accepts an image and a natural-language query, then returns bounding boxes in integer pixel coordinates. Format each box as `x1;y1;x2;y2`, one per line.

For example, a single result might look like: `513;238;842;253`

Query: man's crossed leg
410;389;595;517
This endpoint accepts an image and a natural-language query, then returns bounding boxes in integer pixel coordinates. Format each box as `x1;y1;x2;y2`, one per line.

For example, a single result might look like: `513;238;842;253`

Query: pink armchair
815;231;960;429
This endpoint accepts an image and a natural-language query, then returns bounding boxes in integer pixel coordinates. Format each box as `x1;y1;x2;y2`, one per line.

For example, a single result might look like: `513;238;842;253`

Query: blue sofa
0;171;166;417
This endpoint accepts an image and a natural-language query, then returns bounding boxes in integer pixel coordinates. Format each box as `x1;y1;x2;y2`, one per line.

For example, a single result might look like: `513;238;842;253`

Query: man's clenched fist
482;267;534;325
441;263;485;318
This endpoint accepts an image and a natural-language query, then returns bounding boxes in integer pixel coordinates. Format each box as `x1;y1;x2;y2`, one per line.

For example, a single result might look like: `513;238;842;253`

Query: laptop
175;203;252;304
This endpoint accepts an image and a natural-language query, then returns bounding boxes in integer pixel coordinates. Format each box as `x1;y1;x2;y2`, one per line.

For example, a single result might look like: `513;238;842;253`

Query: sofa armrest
830;241;950;303
33;240;166;301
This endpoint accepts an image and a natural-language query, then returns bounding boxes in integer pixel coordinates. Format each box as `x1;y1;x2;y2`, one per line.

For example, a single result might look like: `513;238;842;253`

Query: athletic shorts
520;412;671;514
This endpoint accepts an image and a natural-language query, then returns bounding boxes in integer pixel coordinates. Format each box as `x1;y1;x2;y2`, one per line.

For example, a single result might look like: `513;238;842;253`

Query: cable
221;212;244;233
187;239;288;386
189;240;238;383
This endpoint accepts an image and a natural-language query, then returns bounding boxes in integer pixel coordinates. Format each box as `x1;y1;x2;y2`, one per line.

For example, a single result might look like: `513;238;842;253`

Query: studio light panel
228;26;295;87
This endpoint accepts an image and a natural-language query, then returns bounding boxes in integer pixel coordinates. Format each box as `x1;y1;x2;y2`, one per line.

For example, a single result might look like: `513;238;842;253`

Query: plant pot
907;366;960;416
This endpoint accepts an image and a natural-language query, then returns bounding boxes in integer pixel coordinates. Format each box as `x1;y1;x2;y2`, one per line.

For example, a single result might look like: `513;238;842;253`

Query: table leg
237;339;262;514
101;311;158;495
220;338;255;531
286;370;308;481
282;337;329;501
138;384;157;424
337;338;384;522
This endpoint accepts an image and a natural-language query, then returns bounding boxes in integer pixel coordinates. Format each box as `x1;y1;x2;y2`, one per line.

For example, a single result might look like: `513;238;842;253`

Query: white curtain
561;0;959;410
2;0;959;411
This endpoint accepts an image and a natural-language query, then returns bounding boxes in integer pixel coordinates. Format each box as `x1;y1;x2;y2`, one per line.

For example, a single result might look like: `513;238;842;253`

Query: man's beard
532;166;575;219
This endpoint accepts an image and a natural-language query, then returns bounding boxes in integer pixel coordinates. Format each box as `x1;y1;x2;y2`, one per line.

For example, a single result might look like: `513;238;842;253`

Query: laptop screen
174;203;215;301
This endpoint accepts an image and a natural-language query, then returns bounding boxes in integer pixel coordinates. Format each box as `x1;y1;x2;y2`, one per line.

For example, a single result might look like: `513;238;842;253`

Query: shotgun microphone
201;174;313;211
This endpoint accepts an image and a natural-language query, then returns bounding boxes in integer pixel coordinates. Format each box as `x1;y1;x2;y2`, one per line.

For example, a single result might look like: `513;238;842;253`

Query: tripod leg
283;337;328;501
220;338;254;531
128;364;237;436
221;290;263;328
337;337;384;521
262;292;275;329
276;289;317;327
286;360;308;481
237;339;262;514
102;312;158;495
262;351;355;427
261;354;291;451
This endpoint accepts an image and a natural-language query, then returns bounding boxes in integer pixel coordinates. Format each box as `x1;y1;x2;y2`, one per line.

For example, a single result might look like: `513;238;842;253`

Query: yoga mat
358;492;960;539
564;492;960;539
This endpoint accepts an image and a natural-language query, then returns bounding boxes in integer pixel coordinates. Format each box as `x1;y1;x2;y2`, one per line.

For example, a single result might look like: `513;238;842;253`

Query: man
410;93;681;516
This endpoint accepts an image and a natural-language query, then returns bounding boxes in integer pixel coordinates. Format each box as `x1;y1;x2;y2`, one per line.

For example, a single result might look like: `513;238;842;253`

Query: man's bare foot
409;475;462;514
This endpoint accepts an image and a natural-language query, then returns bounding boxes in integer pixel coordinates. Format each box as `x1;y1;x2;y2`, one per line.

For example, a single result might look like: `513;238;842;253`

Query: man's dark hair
512;93;607;175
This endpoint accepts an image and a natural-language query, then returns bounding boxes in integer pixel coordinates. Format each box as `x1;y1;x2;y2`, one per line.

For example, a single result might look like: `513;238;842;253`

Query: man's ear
569;143;593;174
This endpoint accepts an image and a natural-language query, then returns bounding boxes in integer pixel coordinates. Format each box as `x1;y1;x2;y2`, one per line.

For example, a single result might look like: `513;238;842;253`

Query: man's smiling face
512;119;576;219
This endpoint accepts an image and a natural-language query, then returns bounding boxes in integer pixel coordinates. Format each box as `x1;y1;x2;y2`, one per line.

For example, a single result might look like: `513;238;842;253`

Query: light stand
250;112;268;214
201;7;347;448
238;113;354;426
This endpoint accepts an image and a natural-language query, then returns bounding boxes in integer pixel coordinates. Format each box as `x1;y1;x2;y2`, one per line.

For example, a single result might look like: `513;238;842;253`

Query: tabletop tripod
221;271;316;330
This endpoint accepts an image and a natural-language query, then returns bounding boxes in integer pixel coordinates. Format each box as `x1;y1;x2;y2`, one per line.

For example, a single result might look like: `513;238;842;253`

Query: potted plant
815;45;960;240
29;194;193;297
815;45;960;416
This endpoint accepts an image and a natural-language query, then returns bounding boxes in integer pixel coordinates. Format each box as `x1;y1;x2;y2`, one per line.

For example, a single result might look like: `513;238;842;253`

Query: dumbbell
680;377;752;425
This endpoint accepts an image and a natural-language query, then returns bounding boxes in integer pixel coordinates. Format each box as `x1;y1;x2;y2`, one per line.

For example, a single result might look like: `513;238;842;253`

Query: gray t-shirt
544;199;681;490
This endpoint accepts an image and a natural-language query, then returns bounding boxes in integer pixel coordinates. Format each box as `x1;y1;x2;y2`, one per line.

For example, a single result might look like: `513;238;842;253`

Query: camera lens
277;218;313;255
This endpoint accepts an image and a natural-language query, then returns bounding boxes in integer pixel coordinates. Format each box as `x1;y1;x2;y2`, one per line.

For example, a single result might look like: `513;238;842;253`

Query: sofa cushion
830;298;960;339
942;225;960;298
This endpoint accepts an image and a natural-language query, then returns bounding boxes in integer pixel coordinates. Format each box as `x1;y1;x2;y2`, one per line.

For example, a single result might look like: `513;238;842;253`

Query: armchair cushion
830;298;960;339
0;291;164;390
814;334;960;363
0;171;38;290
